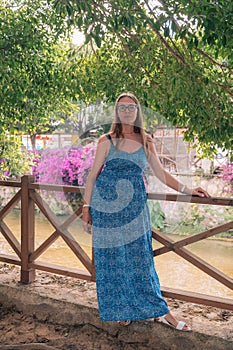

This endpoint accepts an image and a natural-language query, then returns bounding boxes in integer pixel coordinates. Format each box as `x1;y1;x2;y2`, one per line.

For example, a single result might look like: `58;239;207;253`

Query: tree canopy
0;0;77;140
0;0;232;156
52;0;233;156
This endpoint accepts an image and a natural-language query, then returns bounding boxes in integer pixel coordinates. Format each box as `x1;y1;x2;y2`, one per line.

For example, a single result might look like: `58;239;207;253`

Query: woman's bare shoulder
98;133;111;144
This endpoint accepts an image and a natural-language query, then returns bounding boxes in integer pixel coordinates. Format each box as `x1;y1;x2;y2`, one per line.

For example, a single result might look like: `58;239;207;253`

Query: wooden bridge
0;175;232;310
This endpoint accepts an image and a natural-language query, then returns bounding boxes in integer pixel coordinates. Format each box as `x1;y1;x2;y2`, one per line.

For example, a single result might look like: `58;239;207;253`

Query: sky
72;29;85;45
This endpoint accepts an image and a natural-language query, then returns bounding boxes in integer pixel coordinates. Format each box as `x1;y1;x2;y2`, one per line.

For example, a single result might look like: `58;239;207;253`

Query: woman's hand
190;187;210;198
82;208;93;234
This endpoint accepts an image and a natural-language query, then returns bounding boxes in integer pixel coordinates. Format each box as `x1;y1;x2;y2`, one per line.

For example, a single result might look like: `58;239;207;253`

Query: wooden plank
0;190;21;220
29;231;60;262
1;254;232;310
153;246;170;256
0;221;21;258
175;246;233;290
62;207;82;227
0;180;21;187
148;193;233;206
152;228;233;290
152;229;174;248
30;190;63;229
29;183;85;194
29;261;93;281
29;207;82;262
174;221;233;248
0;253;21;265
152;228;171;256
152;222;233;255
161;286;233;310
30;191;81;238
60;228;94;274
20;176;35;283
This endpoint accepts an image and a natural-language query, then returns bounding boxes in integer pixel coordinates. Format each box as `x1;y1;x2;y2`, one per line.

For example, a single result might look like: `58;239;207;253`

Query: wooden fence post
20;175;35;283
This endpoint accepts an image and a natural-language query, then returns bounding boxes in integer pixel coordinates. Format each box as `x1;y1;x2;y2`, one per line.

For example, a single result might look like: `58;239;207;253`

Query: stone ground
0;264;232;350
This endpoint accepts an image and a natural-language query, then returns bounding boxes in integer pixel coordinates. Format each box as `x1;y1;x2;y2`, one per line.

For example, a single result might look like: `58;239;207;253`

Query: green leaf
164;26;170;37
85;33;91;44
171;20;178;33
93;34;101;48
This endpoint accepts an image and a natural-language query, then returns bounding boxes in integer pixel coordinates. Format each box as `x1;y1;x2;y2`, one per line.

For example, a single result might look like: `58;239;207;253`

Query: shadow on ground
0;282;232;350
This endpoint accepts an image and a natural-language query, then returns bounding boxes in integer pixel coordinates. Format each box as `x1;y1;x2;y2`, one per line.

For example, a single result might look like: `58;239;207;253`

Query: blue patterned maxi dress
90;135;169;321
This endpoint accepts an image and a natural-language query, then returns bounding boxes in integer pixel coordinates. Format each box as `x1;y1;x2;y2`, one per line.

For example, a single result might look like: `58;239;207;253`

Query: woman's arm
82;135;110;233
146;136;209;197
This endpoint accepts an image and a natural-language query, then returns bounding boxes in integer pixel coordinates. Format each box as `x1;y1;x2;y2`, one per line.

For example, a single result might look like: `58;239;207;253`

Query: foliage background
0;0;232;181
52;0;233;156
1;0;232;156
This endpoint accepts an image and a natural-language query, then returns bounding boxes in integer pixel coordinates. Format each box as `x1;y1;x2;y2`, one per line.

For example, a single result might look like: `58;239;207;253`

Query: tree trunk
30;134;36;150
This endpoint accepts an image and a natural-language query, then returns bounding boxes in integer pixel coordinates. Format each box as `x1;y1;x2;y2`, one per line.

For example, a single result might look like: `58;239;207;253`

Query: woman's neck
122;125;134;134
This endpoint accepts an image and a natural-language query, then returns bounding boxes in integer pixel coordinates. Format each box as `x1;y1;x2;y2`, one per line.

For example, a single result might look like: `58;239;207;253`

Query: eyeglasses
117;104;138;112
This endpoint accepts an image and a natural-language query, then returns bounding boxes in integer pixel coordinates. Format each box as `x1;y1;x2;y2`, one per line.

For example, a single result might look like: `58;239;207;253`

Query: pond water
1;210;233;299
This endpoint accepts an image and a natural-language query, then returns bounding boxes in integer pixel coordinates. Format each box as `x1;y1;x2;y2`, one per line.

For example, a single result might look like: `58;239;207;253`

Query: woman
82;92;209;330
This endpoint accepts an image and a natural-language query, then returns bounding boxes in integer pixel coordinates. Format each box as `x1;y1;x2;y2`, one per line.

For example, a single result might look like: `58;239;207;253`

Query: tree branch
159;0;233;75
142;0;192;70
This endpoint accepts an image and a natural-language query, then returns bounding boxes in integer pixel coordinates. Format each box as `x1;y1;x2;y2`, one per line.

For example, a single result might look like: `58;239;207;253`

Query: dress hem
100;309;170;322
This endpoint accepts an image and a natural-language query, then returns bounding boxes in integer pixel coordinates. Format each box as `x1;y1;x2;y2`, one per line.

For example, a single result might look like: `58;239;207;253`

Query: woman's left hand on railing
189;187;210;197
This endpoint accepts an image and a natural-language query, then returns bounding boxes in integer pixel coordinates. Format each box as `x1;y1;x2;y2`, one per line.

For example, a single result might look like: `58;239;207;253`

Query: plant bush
0;135;35;180
148;201;166;230
221;161;233;195
35;148;68;185
61;143;97;210
33;143;97;211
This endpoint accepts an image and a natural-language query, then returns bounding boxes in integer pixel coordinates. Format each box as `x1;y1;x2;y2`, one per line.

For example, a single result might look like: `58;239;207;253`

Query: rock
206;312;219;320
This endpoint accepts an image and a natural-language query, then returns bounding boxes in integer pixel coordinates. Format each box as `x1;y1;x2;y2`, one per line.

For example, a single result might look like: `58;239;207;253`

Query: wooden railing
0;175;232;310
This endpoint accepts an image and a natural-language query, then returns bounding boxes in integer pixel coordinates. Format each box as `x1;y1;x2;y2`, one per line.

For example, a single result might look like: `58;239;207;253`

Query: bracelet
180;185;186;193
83;204;91;208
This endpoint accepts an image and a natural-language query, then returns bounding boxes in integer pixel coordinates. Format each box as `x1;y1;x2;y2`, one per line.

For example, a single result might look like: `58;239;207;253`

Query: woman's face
116;96;138;125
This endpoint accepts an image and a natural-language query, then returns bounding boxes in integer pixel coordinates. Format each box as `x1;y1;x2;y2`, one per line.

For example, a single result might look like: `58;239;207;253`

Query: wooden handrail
29;182;85;193
148;192;233;206
0;180;21;187
0;175;232;309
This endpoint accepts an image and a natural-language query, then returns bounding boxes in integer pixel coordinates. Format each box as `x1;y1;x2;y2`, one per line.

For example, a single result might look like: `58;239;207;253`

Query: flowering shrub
34;144;97;186
221;161;233;194
35;148;68;185
61;144;96;187
61;143;97;210
33;143;97;210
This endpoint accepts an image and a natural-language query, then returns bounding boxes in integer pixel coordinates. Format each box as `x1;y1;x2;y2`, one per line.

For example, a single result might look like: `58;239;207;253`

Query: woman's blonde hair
109;92;149;153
